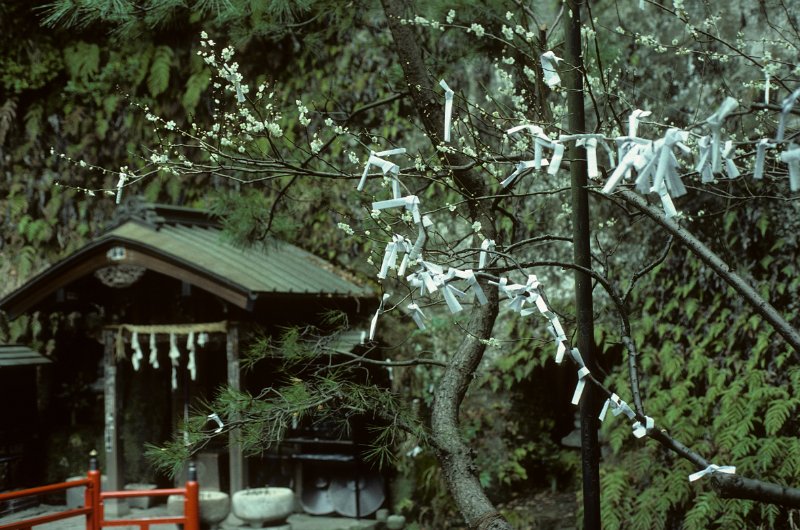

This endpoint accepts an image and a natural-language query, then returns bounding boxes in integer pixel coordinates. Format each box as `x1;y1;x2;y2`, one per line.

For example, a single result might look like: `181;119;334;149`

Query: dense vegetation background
2;1;800;528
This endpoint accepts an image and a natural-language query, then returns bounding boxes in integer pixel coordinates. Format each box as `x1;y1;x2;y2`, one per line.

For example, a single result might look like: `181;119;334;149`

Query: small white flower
164;120;176;130
448;203;457;212
446;9;455;23
310;137;324;154
200;31;208;39
370;209;381;219
471;221;482;233
469;23;485;37
505;11;514;20
337;222;355;235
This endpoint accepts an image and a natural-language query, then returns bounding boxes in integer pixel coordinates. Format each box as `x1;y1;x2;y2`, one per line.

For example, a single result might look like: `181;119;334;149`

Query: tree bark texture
618;190;800;354
380;2;511;529
563;1;602;527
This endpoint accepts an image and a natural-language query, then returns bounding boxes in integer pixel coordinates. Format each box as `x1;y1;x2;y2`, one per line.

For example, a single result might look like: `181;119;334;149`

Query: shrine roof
0;203;372;318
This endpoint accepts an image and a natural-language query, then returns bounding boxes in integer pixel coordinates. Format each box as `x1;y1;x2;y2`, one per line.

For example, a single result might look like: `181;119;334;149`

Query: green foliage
148;45;174;97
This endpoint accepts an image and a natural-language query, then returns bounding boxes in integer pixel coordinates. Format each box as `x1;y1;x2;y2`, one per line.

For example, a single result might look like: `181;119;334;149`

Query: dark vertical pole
226;324;245;493
563;1;601;528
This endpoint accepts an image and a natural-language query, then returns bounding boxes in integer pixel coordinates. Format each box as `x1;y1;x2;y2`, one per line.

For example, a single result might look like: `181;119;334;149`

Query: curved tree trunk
379;1;512;528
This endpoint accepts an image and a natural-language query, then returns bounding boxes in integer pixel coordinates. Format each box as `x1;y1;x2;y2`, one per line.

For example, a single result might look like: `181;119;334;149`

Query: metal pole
563;1;601;528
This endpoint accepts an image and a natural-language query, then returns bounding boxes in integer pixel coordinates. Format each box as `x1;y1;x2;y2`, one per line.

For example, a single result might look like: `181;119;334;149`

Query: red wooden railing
0;453;198;530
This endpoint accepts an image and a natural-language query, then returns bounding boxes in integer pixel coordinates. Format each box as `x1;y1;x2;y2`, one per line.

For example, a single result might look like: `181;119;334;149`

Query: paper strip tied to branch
776;87;800;142
689;464;736;482
705;97;738;174
378;234;412;280
479;239;495;270
440;80;454;143
207;413;224;434
599;393;636;422
373;195;421;224
631;416;654;438
357;148;406;195
369;293;391;341
540;51;562;88
753;139;774;180
407;303;427;330
507;124;554;170
780;144;800;191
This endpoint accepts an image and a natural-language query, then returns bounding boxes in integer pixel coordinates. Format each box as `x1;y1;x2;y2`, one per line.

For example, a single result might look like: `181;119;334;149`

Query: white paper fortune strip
776;87;800;142
357;148;407;194
451;269;488;305
561;133;616;180
369;293;391;341
115;174;126;205
378;234;411;279
753;139;773;180
572;366;591;405
131;331;144;371
501;159;549;188
721;140;740;179
207;412;224;434
372;195;421;223
479;239;495;270
688;464;736;482
631;416;654;438
628;109;652;138
149;333;159;369
695;135;715;183
407;303;427;330
548;141;566;175
705;97;738;174
780;144;800;191
507;124;554;171
440;80;454;143
540;51;562;88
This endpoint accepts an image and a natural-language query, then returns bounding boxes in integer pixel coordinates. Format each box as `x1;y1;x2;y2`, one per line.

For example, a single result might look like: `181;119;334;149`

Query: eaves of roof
0;216;372;319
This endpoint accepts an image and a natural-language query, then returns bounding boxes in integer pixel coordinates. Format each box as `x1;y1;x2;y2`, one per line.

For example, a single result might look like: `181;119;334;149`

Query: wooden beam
226;324;246;493
102;331;129;516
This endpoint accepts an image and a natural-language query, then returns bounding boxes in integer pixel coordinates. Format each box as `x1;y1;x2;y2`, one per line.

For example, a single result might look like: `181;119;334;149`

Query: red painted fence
0;454;198;530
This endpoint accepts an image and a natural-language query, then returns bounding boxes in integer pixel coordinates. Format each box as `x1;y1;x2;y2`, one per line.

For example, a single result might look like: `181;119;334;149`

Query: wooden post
102;331;129;516
226;324;246;493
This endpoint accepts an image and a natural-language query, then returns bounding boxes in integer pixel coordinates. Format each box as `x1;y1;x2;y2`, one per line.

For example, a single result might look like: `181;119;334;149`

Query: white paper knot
373;195;421;224
440;80;454;142
407;303;427;330
369;293;391;341
479;239;495;270
780;144;800;191
689;464;736;482
207;413;224;434
378;234;412;280
776;87;800;142
357;148;407;195
540;51;562;88
631;416;654;438
753;139;774;180
168;332;180;390
571;366;591;405
705;97;738;174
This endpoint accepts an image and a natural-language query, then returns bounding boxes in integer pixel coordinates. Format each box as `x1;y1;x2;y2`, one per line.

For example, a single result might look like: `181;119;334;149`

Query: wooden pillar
102;330;129;515
226;324;246;493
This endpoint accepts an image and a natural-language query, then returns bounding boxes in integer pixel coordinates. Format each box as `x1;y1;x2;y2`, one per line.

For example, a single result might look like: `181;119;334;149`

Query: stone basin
168;491;230;529
231;487;294;527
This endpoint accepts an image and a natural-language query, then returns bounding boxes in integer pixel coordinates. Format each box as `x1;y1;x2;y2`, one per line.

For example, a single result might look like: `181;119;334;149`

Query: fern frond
0;98;17;145
148;45;174;97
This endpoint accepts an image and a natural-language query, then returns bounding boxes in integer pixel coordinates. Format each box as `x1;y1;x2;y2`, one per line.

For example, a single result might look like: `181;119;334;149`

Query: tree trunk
380;2;511;528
